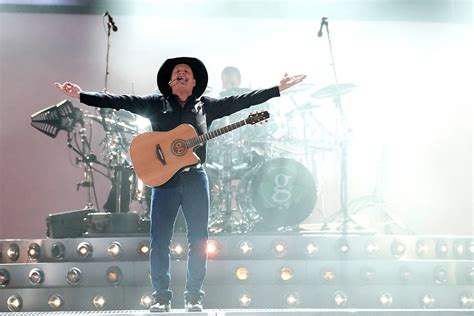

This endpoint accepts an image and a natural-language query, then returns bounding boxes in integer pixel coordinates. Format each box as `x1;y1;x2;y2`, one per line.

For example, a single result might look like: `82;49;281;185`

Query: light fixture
469;241;474;255
272;240;288;258
107;241;123;258
433;266;448;285
238;293;252;307
0;269;11;288
466;266;474;282
336;238;350;255
66;267;82;285
7;243;20;261
459;293;473;308
305;242;319;257
77;242;93;258
454;240;464;257
93;295;107;310
140;295;153;308
207;240;219;256
279;267;294;282
379;292;393;307
285;292;300;306
391;240;406;258
7;295;23;312
48;294;64;310
238;241;253;255
436;240;448;258
365;241;379;257
51;242;66;260
137;241;150;256
421;294;435;308
27;243;41;260
105;266;122;285
235;267;249;281
171;242;185;259
415;240;429;257
29;267;45;285
360;266;376;282
398;265;412;282
333;291;348;308
321;267;336;282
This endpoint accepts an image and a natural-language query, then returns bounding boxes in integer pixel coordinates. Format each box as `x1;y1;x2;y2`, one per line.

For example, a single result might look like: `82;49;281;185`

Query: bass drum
239;158;317;229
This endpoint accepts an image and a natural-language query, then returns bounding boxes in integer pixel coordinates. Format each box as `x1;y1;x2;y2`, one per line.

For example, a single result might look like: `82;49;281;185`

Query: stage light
453;240;464;257
365;241;379;257
7;295;23;312
398;266;413;282
285;292;300;306
107;241;123;258
336;238;350;255
106;266;122;285
207;240;219;256
171;242;185;258
459;293;473;308
28;267;45;285
238;293;252;307
279;267;294;281
333;291;348;308
0;269;10;288
238;241;253;255
436;240;448;258
466;266;474;282
137;241;150;256
415;240;429;257
140;295;153;308
51;242;66;260
321;267;336;282
93;295;107;310
235;267;249;281
379;292;393;307
77;242;93;258
7;243;20;261
48;294;64;311
305;242;319;257
360;266;376;282
421;294;435;308
469;241;474;256
433;266;448;284
391;240;406;258
27;242;41;260
272;240;288;258
66;267;82;285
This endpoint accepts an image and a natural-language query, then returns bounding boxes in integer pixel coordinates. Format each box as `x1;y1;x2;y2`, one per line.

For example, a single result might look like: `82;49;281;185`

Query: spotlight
66;267;82;285
107;241;123;258
305;242;319;257
433;266;448;285
77;242;93;258
51;242;66;260
469;241;474;255
48;294;64;311
7;294;23;312
93;295;107;310
285;292;300;306
207;240;219;256
272;240;288;258
379;292;393;307
454;240;464;257
415;240;429;257
137;241;150;256
7;243;20;261
360;266;376;282
238;241;253;255
421;294;435;308
235;267;249;281
436;240;448;258
105;266;122;285
0;269;11;288
28;267;45;285
398;266;413;282
365;241;379;257
390;240;406;258
321;267;336;282
459;293;473;308
171;242;185;259
140;295;153;308
238;293;252;307
279;267;294;282
466;266;474;282
336;238;350;255
333;291;348;308
27;242;41;260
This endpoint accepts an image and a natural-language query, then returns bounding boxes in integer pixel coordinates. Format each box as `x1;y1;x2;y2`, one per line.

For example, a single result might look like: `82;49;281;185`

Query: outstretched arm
278;74;306;92
54;81;82;99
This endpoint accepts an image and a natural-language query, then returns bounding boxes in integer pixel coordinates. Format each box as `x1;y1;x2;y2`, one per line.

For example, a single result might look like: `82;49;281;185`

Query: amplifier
46;208;94;238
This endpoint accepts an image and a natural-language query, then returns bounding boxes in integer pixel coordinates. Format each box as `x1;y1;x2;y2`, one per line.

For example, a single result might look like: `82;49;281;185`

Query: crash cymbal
310;83;356;98
282;83;316;95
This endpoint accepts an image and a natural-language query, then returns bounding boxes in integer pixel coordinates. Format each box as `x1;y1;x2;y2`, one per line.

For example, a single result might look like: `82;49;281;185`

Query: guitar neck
187;119;247;148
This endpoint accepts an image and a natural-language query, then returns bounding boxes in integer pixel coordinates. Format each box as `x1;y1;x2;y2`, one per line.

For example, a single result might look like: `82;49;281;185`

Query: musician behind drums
55;57;305;313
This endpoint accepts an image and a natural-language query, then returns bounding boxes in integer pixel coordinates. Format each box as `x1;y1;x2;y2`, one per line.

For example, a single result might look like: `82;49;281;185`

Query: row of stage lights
4;290;474;312
4;238;474;262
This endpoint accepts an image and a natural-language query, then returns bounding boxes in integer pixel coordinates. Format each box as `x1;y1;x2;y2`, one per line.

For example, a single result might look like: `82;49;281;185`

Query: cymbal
282;83;316;95
310;83;356;98
286;103;320;117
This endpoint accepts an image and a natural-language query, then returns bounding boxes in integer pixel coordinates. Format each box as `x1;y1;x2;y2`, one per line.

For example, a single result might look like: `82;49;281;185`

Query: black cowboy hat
157;57;208;97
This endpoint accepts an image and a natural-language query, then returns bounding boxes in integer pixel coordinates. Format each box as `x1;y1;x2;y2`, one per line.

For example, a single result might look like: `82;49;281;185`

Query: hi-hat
310;83;356;98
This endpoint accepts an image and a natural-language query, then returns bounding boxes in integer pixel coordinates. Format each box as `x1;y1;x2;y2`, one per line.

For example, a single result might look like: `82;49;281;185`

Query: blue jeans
149;167;209;304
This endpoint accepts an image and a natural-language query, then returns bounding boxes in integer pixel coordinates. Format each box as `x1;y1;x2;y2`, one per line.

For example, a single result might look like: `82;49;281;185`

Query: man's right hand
54;81;82;99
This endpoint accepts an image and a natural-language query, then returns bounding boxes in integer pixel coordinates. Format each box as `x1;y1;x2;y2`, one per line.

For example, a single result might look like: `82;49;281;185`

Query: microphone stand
318;18;361;234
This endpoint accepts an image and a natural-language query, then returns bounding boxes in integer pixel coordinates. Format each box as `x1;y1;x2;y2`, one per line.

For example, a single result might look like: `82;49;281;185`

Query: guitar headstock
245;111;270;125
